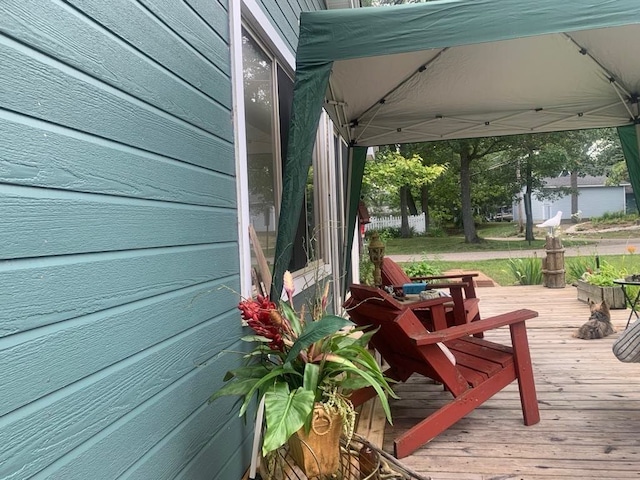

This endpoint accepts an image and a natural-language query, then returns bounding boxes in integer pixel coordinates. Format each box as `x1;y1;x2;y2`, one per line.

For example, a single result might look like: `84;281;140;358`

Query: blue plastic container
402;282;428;294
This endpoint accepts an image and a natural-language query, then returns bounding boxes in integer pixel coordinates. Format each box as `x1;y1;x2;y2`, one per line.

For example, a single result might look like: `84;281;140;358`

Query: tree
417;138;511;243
362;149;445;237
400;140;518;240
454;139;514;243
497;129;621;241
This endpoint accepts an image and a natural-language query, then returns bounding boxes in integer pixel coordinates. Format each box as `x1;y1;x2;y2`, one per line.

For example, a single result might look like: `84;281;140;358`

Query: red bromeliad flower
238;295;285;351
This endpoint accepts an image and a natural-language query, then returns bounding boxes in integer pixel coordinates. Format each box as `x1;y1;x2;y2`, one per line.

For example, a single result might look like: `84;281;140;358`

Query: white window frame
231;0;334;299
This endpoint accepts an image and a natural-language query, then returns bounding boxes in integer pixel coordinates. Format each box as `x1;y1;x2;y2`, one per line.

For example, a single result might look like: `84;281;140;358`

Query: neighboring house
513;175;631;223
0;1;355;479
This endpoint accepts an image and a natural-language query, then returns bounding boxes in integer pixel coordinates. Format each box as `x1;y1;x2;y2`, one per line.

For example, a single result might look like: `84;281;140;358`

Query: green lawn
383;234;592;255
398;254;640;287
374;217;640;286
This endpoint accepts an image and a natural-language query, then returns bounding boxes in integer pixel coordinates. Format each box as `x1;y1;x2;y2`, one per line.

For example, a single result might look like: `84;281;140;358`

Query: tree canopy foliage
363;128;625;241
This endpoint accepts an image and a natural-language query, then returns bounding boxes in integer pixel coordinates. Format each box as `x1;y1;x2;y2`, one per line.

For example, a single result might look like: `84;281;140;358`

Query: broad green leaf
241;334;271;343
285;315;354;363
239;365;302;417
209;377;262;403
280;301;302;336
262;384;315;454
322;356;396;423
303;363;319;395
222;364;271;381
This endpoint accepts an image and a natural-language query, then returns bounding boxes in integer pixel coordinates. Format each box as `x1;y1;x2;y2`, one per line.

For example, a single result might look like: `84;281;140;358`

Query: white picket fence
365;215;426;233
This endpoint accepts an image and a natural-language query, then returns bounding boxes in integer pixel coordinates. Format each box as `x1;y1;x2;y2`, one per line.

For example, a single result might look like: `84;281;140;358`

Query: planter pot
576;280;626;309
288;404;343;477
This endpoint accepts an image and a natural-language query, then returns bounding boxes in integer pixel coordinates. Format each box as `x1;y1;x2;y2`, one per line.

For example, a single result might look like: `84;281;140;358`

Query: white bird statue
537;211;563;236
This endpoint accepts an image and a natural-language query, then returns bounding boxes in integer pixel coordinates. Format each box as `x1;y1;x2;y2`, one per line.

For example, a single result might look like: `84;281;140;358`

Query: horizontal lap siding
0;1;245;479
253;0;325;56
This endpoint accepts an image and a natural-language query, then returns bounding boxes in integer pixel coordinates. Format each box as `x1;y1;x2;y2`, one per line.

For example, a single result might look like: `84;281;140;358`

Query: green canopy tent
272;0;640;298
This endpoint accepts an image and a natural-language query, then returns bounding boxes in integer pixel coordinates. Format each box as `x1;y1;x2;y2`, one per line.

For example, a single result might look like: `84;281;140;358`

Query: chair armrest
422;281;468;291
402;296;452;309
411;309;538;345
410;273;479;282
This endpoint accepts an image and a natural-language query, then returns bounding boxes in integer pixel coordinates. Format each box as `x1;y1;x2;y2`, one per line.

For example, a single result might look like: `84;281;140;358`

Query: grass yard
398;254;640;287
370;215;640;286
383;233;592;255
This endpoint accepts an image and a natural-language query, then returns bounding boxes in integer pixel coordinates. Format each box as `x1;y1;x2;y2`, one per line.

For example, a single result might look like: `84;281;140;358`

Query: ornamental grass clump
210;271;395;455
507;256;543;285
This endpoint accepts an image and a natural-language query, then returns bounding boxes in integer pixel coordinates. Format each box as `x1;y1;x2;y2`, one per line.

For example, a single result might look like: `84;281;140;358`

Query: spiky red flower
238;296;284;351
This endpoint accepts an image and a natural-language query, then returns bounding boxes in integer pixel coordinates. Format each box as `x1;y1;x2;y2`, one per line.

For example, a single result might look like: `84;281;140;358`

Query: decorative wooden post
368;231;385;287
542;236;565;288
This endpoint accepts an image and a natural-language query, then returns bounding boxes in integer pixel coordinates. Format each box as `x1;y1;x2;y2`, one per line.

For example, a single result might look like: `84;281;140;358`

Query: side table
613;278;640;328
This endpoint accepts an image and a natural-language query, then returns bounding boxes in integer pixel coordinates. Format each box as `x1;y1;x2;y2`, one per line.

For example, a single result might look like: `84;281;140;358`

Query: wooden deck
382;285;640;479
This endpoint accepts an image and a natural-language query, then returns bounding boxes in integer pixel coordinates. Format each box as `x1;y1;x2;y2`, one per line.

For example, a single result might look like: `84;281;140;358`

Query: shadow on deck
376;285;640;479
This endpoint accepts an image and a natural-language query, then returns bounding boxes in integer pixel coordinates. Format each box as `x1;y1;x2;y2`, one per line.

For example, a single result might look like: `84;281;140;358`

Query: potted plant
210;271;395;477
573;259;626;309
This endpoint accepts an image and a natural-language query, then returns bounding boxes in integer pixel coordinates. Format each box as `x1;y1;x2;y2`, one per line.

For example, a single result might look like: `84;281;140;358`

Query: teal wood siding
255;0;326;53
0;1;251;479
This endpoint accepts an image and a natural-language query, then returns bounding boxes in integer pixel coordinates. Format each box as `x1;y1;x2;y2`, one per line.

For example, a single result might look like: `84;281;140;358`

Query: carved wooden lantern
368;231;385;286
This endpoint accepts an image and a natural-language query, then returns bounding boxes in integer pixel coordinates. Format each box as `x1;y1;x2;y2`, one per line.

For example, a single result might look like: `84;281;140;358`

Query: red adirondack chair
380;257;481;327
344;284;540;458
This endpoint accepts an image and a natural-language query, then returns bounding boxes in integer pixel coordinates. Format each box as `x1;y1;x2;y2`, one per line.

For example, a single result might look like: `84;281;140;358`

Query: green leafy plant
210;271;395;455
359;254;374;285
506;256;542;285
404;259;441;278
581;260;627;287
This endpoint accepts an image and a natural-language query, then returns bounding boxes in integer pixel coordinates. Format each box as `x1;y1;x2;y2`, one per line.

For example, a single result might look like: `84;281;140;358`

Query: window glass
241;29;318;293
243;31;277;293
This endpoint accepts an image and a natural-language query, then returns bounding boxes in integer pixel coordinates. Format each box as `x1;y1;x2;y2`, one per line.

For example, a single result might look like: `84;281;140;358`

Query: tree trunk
400;185;411;238
421;184;430;233
570;170;579;217
524;157;535;242
460;150;480;243
516;160;524;234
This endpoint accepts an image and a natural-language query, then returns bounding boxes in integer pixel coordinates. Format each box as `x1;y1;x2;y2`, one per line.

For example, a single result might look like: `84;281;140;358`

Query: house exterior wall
254;0;326;53
0;1;323;479
514;186;626;223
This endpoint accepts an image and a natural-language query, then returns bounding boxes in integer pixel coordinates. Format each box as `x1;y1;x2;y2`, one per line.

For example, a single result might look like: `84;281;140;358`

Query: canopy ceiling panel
301;0;640;147
271;0;640;297
327;28;640;146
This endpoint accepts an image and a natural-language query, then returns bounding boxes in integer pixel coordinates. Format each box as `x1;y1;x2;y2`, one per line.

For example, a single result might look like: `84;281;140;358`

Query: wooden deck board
382;285;640;479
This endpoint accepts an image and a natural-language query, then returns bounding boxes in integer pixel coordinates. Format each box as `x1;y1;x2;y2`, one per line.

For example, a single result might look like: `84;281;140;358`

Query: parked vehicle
489;206;513;222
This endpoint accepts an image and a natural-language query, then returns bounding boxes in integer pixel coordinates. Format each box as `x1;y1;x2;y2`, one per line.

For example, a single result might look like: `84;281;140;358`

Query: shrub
581;260;627;287
591;211;637;226
425;225;447;237
403;260;441;278
359;254;374;285
365;227;408;240
507;256;542;285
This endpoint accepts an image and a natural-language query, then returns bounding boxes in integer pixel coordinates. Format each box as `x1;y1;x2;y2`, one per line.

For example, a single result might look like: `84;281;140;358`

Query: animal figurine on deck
573;300;615;339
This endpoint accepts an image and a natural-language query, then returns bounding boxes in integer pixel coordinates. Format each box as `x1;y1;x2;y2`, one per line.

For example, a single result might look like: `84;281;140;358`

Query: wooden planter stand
576;279;626;309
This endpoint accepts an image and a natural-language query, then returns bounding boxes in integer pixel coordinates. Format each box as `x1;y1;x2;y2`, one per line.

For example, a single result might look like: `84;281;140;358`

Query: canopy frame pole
534;101;629;131
355;102;385;144
564;33;632;98
327;79;352;144
354;48;449;124
564;32;637;121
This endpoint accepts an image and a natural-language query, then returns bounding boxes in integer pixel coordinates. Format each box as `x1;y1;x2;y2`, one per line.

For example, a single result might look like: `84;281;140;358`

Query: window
241;28;319;295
